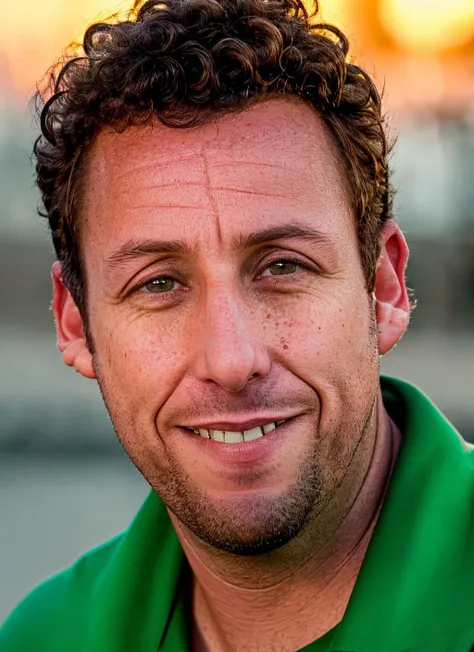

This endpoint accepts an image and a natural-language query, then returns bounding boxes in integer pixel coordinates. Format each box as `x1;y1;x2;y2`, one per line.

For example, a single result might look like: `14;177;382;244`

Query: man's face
63;99;401;554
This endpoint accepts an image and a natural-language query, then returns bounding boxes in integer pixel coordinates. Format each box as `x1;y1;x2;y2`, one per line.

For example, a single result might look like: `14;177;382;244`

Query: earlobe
374;222;411;356
51;262;96;379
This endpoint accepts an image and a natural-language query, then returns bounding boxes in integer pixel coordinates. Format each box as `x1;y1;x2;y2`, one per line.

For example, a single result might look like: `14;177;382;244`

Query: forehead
83;98;352;248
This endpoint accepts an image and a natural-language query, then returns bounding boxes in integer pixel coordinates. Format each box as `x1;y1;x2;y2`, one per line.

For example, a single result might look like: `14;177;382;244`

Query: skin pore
53;98;410;651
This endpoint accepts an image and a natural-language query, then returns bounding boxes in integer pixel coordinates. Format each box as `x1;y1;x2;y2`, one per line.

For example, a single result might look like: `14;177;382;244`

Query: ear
374;221;411;355
52;262;96;379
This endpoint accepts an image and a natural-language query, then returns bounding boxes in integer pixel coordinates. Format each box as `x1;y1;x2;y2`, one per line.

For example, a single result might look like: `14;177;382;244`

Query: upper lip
182;416;296;431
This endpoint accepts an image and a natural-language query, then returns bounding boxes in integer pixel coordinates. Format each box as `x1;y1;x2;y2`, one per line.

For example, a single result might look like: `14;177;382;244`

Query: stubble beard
156;398;375;556
96;371;376;557
161;445;327;556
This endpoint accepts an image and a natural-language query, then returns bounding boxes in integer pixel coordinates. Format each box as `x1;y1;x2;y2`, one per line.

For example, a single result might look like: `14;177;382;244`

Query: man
1;0;473;650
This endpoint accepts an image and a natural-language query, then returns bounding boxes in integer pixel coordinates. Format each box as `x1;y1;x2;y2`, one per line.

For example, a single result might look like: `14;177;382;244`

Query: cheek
270;293;373;372
272;291;378;427
282;295;378;451
91;309;189;408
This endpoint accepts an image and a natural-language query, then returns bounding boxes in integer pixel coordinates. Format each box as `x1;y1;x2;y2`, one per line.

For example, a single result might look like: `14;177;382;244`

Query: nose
192;286;271;392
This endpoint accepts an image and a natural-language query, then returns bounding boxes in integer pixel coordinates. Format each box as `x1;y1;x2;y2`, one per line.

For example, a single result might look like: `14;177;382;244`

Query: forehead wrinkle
202;148;224;247
206;156;322;203
91;130;208;193
209;186;296;200
112;180;208;213
130;204;207;211
208;160;295;173
112;155;204;185
117;180;207;192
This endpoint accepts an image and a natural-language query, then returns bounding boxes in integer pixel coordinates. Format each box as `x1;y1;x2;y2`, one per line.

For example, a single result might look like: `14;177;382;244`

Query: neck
170;392;401;652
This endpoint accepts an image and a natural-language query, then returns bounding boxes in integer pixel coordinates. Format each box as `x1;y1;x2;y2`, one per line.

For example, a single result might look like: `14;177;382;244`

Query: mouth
182;420;289;444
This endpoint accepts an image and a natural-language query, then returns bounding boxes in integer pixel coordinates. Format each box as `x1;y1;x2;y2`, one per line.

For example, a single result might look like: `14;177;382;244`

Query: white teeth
263;422;276;434
190;421;283;443
244;426;264;442
225;431;244;444
210;429;225;442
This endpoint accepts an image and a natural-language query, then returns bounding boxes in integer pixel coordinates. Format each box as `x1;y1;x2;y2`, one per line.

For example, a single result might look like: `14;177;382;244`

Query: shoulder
0;534;122;652
0;490;179;651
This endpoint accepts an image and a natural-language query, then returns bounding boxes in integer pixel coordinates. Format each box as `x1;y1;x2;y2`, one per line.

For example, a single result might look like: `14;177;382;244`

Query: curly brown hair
34;0;393;318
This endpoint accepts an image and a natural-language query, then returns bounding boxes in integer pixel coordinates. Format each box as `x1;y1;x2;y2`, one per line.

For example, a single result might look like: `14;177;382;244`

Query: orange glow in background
3;0;130;96
380;0;474;53
2;0;474;111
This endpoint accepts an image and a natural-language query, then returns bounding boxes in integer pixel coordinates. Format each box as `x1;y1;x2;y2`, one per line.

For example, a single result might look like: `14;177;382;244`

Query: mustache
168;382;319;422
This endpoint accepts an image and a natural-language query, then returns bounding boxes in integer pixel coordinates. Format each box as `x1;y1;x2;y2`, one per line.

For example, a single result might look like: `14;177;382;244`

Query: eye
261;259;303;277
139;276;178;294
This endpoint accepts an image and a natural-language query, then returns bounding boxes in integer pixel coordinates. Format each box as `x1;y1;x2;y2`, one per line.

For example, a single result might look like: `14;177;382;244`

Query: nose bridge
207;281;240;327
193;279;268;391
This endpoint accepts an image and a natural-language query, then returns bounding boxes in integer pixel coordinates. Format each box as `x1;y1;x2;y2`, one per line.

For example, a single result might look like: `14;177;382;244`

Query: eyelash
132;256;313;298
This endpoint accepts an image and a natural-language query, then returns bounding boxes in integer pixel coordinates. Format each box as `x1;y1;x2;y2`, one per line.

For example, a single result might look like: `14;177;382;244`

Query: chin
167;464;324;557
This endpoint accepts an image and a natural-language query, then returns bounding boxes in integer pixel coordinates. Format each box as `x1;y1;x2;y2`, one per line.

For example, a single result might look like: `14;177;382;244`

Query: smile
184;421;287;444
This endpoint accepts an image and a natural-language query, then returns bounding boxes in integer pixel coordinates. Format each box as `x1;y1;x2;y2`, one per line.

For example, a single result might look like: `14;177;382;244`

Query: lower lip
176;419;295;467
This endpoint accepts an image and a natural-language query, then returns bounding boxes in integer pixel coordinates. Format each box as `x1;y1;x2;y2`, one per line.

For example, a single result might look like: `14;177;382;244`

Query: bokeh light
380;0;474;54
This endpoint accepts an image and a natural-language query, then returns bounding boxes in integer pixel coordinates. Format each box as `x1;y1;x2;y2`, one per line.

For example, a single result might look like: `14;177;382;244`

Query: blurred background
1;0;473;623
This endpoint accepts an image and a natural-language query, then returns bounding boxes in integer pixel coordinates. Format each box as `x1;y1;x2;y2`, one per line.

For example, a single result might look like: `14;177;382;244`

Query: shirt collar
330;376;474;652
84;491;186;652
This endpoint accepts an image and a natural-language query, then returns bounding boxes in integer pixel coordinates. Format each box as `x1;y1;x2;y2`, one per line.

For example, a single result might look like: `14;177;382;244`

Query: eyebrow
234;223;333;251
104;222;336;271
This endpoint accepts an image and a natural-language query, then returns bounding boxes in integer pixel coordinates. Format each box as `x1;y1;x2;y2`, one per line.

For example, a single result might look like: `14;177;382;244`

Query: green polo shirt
2;376;474;652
